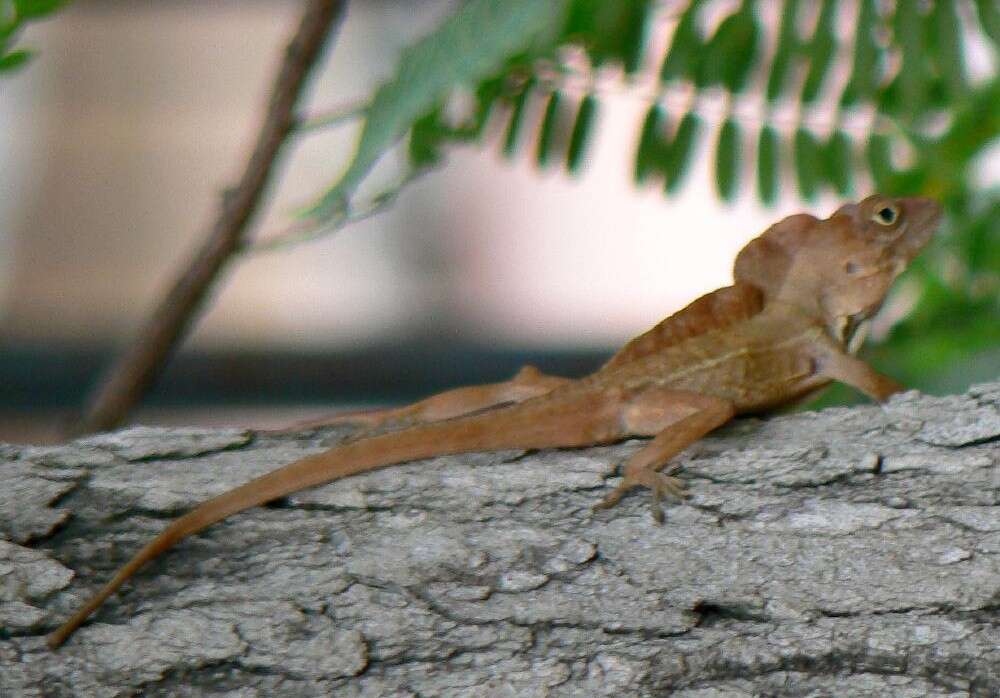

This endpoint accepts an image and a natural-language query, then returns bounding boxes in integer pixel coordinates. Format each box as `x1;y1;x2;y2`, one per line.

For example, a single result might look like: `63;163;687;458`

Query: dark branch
68;0;348;437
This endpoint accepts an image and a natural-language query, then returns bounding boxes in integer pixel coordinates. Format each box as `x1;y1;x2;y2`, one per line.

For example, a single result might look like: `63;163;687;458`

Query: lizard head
734;194;942;348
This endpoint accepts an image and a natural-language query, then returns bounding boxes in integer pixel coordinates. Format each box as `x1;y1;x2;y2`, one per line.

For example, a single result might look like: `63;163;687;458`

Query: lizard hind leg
594;391;735;523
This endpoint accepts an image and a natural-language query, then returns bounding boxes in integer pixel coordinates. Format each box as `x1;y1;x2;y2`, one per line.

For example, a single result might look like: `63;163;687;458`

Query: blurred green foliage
0;0;67;73
312;0;997;397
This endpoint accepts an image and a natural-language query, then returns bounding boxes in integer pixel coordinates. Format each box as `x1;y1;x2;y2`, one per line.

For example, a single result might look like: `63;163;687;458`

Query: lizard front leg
814;344;904;402
283;365;571;431
595;390;735;522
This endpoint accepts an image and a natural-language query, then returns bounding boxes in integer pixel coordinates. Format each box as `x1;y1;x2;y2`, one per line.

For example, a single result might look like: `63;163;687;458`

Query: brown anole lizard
48;194;942;648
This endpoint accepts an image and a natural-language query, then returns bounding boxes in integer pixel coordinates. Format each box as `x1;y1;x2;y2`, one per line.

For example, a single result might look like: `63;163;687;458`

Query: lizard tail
48;390;616;649
45;443;357;649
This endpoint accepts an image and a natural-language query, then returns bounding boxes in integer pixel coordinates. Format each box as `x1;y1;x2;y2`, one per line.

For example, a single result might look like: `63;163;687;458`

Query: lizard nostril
845;262;859;274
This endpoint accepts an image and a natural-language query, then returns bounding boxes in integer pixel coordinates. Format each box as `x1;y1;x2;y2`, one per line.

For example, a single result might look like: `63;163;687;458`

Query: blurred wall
0;0;832;355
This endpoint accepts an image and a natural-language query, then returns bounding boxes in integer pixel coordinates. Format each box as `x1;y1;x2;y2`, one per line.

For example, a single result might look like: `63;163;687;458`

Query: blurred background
1;0;997;443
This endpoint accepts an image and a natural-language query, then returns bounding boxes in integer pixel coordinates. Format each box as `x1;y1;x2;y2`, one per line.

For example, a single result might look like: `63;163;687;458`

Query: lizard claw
593;468;689;523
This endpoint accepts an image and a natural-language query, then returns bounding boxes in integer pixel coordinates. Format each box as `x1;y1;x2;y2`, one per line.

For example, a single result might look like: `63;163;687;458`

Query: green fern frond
305;0;997;219
307;0;571;219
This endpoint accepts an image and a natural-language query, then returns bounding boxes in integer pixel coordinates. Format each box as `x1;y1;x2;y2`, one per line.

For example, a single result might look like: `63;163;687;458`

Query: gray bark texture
3;384;1000;697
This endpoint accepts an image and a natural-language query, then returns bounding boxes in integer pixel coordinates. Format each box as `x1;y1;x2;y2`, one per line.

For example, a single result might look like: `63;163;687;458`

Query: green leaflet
765;0;802;103
756;124;780;205
793;127;822;200
566;93;598;175
14;0;66;17
659;0;703;83
929;0;966;101
618;0;653;74
962;199;1000;272
408;110;446;168
865;133;894;192
1;0;67;74
502;78;535;159
824;130;853;196
468;77;505;141
536;90;564;168
840;0;881;107
715;118;741;201
975;0;1000;45
800;0;837;104
697;0;759;93
566;0;655;75
634;103;667;184
664;111;701;193
720;1;760;94
934;80;1000;170
308;0;570;219
889;0;926;120
0;47;30;71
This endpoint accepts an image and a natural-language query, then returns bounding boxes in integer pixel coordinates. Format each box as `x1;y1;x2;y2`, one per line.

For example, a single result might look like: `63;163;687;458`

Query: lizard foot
593;468;688;523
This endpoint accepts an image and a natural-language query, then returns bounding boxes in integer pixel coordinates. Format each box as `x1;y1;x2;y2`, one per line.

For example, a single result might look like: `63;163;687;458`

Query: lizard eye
872;204;899;226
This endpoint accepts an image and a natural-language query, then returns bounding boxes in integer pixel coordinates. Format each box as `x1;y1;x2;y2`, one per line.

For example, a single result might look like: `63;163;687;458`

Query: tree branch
68;0;348;437
8;385;1000;693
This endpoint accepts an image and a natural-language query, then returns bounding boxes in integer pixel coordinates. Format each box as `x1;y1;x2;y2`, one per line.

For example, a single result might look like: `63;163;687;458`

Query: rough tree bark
3;384;1000;696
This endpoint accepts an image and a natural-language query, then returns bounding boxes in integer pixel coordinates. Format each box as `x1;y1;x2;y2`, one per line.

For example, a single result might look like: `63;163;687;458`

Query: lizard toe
647;471;688;524
593;468;688;518
593;482;629;511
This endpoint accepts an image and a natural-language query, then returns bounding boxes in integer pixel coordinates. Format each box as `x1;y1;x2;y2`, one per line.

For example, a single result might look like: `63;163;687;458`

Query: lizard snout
896;197;942;255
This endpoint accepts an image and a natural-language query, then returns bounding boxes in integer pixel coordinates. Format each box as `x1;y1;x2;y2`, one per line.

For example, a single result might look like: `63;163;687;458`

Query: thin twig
68;0;348;437
296;101;367;132
245;167;428;254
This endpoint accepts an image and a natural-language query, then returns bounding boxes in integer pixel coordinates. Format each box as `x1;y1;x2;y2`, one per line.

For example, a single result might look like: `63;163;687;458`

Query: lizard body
48;194;942;648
